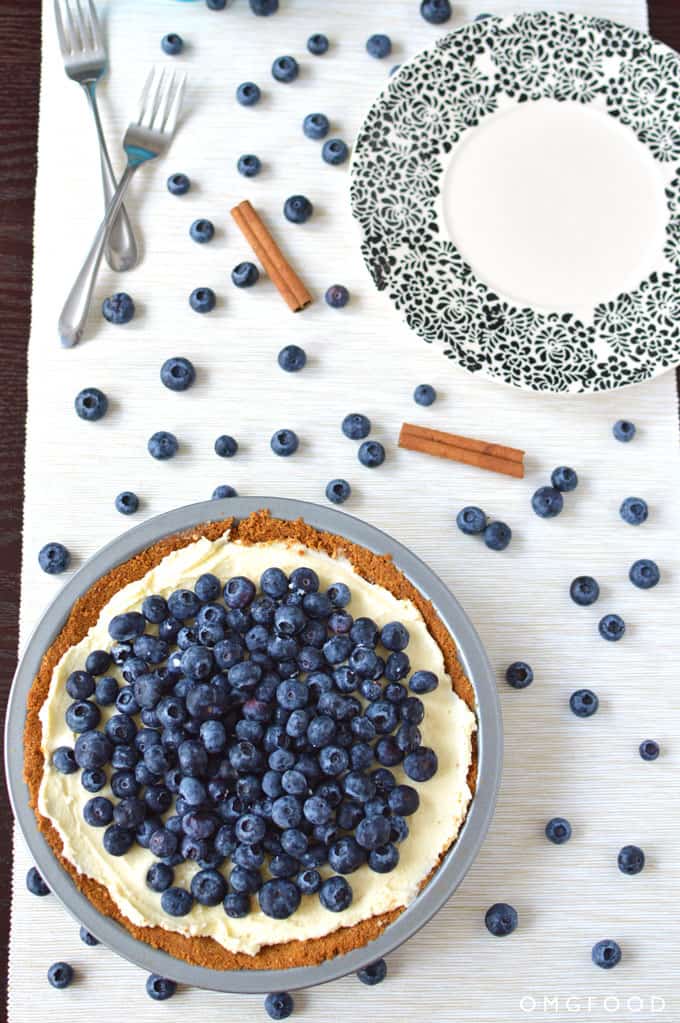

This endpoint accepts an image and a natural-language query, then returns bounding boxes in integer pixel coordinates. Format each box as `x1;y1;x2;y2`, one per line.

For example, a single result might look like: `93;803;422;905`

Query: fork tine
150;70;174;132
86;0;103;51
64;0;83;52
148;68;168;130
137;68;155;125
160;72;186;135
75;0;92;50
54;0;71;56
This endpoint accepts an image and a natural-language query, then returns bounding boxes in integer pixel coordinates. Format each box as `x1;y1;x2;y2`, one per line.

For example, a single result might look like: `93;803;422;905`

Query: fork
59;68;186;347
55;0;138;272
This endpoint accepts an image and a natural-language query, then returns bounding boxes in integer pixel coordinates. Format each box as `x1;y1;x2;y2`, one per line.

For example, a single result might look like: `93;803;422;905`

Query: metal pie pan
5;497;502;994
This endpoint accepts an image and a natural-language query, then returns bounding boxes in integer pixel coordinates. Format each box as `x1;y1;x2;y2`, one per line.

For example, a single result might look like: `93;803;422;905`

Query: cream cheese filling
38;535;476;956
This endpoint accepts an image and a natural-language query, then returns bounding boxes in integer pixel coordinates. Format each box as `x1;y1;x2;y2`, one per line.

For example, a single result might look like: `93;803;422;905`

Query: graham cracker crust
23;510;477;971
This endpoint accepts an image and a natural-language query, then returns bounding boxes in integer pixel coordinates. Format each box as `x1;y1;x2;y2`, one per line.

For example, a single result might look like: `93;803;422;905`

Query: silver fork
59;68;186;347
55;0;138;272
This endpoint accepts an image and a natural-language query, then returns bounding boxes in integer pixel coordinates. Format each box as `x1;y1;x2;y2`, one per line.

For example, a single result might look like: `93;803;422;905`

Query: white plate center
442;100;668;314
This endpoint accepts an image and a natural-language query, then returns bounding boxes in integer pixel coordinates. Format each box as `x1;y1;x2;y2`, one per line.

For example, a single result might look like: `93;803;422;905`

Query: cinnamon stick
230;200;312;312
399;423;525;478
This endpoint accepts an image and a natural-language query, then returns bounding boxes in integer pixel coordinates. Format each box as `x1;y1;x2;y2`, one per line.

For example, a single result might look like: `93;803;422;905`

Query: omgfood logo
519;995;667;1015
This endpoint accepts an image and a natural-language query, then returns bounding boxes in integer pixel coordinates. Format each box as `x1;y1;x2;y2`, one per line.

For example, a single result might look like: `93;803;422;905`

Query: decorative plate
350;12;680;394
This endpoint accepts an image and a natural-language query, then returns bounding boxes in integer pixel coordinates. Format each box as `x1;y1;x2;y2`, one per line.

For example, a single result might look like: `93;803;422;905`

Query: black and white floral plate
350;12;680;394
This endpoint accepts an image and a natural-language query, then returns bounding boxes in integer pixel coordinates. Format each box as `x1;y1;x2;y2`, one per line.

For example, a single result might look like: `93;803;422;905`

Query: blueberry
598;613;625;641
191;868;228;906
532;486;564;518
380;621;409;652
414;383;436;406
505;662;533;689
456;505;486;535
189;287;216;313
307;33;329;55
325;479;351;505
115;491;139;515
238;153;261;177
620;496;648;526
420;0;452;23
189;218;214;244
570;688;599;717
409;670;437;694
224;892;250;917
592;939;621;969
167;172;190;195
629;558;660;589
570;575;600;606
103;824;135;856
146;975;177;1001
271;429;299;456
258;878;301;918
109;611;146;642
357;958;387;985
322;139;349;165
366;34;391;58
368;843;399;873
297;868;321;894
551;466;578;492
102;292;134;325
358;440;385;468
356;815;391;850
484;521;512;551
161;886;193;917
272;55;298;83
236;81;261;108
284;195;313;224
639;739;659;761
148;430;178;460
52;745;77;775
86;649;112;675
212;485;237;500
545;817;571;844
161;33;183;56
47;962;74;989
303;113;330;140
618;844;645;875
66;670;95;700
613;419;635;442
404;746;438;782
142;595;169;624
251;0;278;13
319;875;353;911
38;541;70;575
214;434;238;458
26;866;50;896
79;926;99;946
81;768;106;793
232;261;259;287
325;284;350;308
278;344;306;372
485;902;518;937
161;356;195;393
265;992;294;1021
83;796;113;826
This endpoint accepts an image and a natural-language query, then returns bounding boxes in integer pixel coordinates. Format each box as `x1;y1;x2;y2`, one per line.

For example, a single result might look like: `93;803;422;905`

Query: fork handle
84;84;139;273
59;163;138;347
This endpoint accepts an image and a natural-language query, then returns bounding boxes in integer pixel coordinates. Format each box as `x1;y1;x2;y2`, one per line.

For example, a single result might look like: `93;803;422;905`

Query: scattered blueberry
357;958;387;985
303;113;330;140
532;486;564;518
613;419;635;443
102;292;135;325
238;154;262;177
545;817;572;844
639;739;660;761
207;0;227;9
358;440;385;468
236;81;261;106
271;429;299;457
215;434;238;458
161;33;183;56
189;287;216;313
366;34;391;58
342;413;370;440
485;903;518;937
551;466;578;492
456;506;487;535
148;431;178;461
26;866;50;896
167;172;190;195
190;218;214;244
569;576;600;606
629;559;660;589
505;662;533;689
232;261;259;288
265;992;294;1020
47;962;74;989
592;939;621;969
79;926;99;946
325;285;349;308
212;485;237;500
570;688;599;718
307;33;329;55
484;521;511;551
284;195;313;224
618;844;645;875
413;384;436;406
598;613;625;642
251;0;278;13
322;139;349;165
39;542;70;575
115;491;139;515
326;479;351;505
161;356;195;392
620;496;648;526
75;387;108;422
146;975;177;1001
421;0;452;23
278;345;306;372
272;55;298;83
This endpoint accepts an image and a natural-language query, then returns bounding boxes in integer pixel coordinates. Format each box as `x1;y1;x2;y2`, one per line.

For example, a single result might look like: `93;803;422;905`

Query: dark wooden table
1;2;679;1016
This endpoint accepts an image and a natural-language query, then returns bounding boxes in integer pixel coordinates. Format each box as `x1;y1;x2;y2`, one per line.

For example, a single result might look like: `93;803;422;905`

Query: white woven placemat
11;1;680;1021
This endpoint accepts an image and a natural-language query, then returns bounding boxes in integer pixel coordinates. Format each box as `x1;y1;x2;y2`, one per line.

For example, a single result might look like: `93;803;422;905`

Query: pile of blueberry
52;565;441;922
